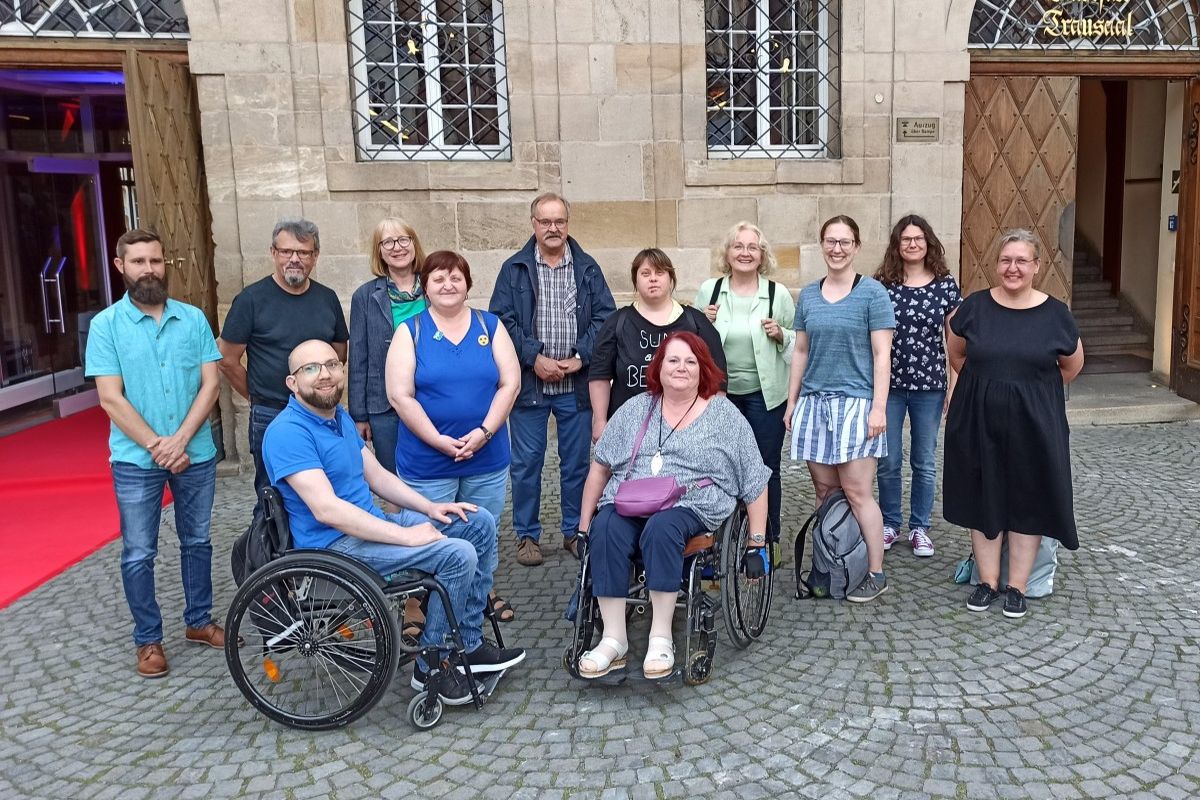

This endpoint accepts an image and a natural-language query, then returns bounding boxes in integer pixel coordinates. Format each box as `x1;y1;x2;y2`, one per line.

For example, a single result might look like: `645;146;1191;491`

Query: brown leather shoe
516;536;543;567
136;643;169;679
563;536;580;560
185;622;227;649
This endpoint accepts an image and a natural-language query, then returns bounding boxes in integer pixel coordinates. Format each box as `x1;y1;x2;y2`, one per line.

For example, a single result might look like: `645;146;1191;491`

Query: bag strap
768;279;776;318
708;277;723;307
624;397;659;480
794;510;817;599
819;274;863;290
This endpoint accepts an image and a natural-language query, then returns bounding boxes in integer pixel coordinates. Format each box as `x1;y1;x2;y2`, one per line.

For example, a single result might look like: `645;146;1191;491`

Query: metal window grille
705;0;841;159
0;0;187;38
969;0;1199;51
346;0;512;161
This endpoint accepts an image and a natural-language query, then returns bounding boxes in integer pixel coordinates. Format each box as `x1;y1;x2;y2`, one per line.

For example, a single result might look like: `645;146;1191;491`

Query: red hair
645;331;725;399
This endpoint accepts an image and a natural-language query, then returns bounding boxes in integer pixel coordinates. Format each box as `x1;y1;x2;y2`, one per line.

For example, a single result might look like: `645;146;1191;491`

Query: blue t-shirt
884;275;962;391
84;294;222;468
262;398;385;549
394;308;511;480
794;275;896;399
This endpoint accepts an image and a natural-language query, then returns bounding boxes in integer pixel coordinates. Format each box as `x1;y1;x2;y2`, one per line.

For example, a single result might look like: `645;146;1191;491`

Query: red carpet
0;406;170;609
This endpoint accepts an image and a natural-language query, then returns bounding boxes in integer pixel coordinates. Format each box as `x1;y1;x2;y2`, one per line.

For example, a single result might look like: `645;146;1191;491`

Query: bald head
288;339;338;374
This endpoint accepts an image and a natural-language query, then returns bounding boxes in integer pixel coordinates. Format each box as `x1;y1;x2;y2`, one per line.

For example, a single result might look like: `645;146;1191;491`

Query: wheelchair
562;502;774;685
224;490;507;731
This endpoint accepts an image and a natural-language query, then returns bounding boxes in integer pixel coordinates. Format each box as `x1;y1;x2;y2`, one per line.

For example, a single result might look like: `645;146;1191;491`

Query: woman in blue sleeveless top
386;250;521;621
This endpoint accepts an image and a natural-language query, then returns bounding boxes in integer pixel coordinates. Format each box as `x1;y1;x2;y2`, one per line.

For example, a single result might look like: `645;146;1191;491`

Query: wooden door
1171;78;1200;402
961;76;1080;303
124;51;217;329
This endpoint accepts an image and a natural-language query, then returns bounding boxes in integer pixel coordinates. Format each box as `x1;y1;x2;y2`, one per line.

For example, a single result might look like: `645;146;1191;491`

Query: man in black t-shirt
217;218;349;493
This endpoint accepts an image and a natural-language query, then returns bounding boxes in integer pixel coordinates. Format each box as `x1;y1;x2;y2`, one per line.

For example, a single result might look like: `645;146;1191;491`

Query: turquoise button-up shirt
85;294;222;469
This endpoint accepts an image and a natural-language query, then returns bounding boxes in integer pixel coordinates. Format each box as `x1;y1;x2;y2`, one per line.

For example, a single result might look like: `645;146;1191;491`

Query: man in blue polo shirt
262;339;525;705
85;229;226;679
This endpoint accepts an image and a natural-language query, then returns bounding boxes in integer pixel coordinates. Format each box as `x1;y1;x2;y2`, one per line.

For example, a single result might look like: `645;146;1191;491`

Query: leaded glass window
970;0;1199;51
346;0;512;161
0;0;187;38
705;0;841;159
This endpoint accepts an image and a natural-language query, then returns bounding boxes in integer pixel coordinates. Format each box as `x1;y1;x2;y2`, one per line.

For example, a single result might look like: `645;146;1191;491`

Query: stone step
1071;295;1120;311
1072;280;1112;295
1076;314;1135;331
1080;329;1152;348
1072;266;1102;282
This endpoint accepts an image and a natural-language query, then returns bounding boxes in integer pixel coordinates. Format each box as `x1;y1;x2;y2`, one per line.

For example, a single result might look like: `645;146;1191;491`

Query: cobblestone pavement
2;421;1199;800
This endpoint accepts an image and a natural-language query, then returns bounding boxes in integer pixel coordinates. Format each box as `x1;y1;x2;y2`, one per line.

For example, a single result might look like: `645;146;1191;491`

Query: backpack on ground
966;534;1059;598
793;489;870;600
231;485;292;586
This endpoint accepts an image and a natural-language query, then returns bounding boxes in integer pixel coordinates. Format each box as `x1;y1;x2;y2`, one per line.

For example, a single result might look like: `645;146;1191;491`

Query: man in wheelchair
262;339;525;706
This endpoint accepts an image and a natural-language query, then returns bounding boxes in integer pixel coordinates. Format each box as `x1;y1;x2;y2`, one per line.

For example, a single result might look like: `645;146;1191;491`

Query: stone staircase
1071;248;1152;368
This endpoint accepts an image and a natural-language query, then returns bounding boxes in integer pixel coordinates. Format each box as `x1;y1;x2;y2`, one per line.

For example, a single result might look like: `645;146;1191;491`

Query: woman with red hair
576;332;771;680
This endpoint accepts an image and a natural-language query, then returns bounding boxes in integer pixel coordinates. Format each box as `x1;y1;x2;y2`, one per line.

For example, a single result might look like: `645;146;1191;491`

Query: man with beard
85;229;226;679
489;192;615;567
262;340;526;705
217;219;348;494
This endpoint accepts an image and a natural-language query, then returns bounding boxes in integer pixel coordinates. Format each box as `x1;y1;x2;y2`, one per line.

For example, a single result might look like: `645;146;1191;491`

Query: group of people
85;191;1083;697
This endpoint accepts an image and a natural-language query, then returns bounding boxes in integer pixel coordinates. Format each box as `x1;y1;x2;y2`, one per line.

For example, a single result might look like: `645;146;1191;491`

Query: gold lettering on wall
1039;0;1134;41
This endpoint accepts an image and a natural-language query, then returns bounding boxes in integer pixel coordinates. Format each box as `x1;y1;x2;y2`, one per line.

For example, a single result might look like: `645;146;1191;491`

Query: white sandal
578;637;628;678
643;636;675;679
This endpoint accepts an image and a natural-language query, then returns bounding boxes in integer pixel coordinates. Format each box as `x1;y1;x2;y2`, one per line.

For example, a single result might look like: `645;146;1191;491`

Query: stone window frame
684;0;864;187
345;0;514;162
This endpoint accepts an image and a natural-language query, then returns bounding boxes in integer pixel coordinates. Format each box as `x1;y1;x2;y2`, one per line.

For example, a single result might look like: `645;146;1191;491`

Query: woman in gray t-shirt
576;333;771;681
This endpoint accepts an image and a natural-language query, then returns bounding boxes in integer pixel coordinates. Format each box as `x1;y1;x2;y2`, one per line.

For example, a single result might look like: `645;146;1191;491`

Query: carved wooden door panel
123;50;217;329
1172;78;1200;402
961;75;1080;304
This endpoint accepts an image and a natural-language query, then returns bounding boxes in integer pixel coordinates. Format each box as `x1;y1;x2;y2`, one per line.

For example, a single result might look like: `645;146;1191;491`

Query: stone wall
182;0;973;465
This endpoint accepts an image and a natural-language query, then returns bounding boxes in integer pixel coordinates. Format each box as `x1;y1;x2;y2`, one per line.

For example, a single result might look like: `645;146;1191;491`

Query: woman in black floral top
873;215;962;558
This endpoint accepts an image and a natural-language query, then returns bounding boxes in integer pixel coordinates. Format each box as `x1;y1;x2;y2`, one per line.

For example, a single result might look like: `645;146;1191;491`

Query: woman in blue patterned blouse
873;215;962;559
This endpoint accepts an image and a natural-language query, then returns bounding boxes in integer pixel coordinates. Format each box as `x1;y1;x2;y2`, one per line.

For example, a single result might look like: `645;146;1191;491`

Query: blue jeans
878;388;944;530
113;458;217;646
249;404;283;495
404;467;509;524
509;394;591;541
328;508;497;661
727;390;786;543
588;505;708;596
366;409;400;475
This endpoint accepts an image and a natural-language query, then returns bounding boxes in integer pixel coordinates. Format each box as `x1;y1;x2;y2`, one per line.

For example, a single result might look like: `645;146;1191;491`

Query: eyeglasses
998;257;1036;267
291;360;344;378
900;235;926;246
730;243;761;253
822;238;856;251
380;236;413;250
273;246;316;261
534;217;568;229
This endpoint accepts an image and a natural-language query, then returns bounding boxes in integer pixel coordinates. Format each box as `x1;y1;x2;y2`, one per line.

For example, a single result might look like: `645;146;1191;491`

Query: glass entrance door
0;159;111;411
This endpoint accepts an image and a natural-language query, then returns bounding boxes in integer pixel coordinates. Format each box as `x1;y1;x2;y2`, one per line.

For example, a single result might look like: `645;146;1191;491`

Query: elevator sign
895;117;940;143
1040;0;1134;41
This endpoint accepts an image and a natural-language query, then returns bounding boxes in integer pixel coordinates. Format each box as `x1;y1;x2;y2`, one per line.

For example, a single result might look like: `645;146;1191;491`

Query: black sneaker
1003;585;1028;619
459;641;526;674
966;582;1001;612
410;661;473;706
845;573;888;603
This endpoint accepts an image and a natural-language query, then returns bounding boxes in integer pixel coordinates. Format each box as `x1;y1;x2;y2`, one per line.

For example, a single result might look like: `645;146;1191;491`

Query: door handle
41;257;67;334
38;257;52;334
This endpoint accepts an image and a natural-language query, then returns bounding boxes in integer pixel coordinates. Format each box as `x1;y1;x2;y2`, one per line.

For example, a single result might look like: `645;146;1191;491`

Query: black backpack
793;489;870;600
230;486;292;586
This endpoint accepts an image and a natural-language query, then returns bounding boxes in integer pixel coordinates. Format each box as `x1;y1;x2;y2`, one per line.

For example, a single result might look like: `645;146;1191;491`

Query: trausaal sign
1039;0;1134;41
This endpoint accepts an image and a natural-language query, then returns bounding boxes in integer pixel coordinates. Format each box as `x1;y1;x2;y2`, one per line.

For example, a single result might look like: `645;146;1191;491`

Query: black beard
126;274;168;306
299;384;341;410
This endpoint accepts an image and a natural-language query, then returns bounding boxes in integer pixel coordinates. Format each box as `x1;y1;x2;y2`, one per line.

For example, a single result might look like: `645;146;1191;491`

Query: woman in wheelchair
577;332;772;679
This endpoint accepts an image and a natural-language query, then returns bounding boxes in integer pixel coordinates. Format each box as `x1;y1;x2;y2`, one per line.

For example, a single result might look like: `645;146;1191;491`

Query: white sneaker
909;527;935;557
882;526;899;551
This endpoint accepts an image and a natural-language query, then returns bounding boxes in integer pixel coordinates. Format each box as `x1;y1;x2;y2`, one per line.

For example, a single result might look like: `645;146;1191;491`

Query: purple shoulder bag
612;397;713;518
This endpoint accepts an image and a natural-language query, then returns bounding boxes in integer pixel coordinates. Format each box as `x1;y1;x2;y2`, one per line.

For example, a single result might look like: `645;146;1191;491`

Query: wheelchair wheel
682;557;716;686
564;539;599;678
406;691;444;730
225;553;399;730
719;503;774;649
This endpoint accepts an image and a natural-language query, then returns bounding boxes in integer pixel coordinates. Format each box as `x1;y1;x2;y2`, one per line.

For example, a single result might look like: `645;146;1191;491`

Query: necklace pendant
650;451;664;476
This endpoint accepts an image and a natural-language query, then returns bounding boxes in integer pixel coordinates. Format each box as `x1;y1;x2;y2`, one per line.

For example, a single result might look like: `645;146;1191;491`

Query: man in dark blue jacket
489;193;615;566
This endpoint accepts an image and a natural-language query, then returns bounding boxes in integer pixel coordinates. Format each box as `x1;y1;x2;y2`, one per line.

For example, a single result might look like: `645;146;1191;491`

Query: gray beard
126;275;168;306
283;271;306;287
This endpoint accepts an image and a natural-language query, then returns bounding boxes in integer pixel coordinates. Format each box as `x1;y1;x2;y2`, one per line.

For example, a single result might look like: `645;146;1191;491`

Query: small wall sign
895;117;940;143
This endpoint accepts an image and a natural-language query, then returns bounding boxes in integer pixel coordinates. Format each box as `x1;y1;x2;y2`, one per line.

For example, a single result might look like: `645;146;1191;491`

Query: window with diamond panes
969;0;1199;51
705;0;840;159
347;0;511;161
0;0;187;38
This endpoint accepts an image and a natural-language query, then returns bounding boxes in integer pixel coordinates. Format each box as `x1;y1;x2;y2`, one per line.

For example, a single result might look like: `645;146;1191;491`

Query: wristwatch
748;532;766;545
478;424;494;441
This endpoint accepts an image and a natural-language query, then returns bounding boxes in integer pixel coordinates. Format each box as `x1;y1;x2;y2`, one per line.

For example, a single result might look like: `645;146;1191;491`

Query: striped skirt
790;392;887;464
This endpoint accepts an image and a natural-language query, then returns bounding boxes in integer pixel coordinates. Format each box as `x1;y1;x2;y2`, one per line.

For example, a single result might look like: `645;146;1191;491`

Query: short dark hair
645;331;725;399
629;248;677;290
116;228;162;259
819;215;861;245
419;250;473;294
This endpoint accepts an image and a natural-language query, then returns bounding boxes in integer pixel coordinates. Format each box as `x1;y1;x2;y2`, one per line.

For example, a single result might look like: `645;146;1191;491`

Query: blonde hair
368;217;426;279
995;228;1041;261
714;221;777;276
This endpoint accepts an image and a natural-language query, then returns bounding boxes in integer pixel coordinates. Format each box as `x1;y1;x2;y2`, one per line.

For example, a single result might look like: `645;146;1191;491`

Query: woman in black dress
943;229;1084;619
